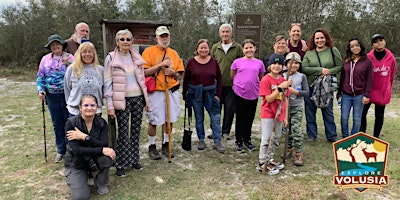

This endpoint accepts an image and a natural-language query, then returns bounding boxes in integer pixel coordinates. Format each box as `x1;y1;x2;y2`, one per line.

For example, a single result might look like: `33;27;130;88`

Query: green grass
0;73;399;199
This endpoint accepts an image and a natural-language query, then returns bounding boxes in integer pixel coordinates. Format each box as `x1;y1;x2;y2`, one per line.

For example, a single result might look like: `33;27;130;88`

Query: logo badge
333;132;389;192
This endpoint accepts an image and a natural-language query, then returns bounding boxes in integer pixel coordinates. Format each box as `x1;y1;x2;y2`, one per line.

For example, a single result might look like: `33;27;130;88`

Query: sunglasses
291;23;301;27
119;38;132;42
82;104;97;108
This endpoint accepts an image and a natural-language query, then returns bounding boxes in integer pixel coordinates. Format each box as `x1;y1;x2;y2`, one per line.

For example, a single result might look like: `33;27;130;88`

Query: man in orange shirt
143;26;184;160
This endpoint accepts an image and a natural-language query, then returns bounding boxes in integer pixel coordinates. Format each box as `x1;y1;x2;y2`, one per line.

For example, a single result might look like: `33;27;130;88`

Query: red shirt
259;74;289;121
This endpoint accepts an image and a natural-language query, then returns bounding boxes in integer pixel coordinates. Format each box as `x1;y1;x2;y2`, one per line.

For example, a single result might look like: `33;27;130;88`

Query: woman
64;42;104;116
360;34;397;138
182;39;224;153
104;29;150;177
231;39;265;153
302;28;342;142
65;94;116;199
36;34;74;163
263;35;288;70
338;38;373;138
287;23;308;59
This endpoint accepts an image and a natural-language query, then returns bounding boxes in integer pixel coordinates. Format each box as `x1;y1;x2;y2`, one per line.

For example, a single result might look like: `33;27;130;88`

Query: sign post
234;13;263;58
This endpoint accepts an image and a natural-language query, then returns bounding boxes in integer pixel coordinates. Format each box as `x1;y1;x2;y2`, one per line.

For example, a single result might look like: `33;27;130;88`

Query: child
257;54;292;175
283;52;309;166
360;34;397;138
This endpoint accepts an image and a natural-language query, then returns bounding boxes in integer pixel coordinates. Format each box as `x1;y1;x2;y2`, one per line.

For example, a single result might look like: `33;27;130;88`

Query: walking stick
282;53;295;164
262;55;293;174
41;99;48;163
165;73;172;163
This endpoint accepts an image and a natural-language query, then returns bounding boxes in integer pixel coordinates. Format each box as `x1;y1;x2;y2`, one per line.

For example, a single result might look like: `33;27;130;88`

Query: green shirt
210;41;244;87
302;47;343;86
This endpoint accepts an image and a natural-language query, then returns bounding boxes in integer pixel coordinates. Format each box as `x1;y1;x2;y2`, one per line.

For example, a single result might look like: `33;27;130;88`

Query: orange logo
333;132;389;192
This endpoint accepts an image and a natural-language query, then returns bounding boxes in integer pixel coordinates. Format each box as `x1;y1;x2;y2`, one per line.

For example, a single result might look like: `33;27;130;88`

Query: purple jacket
339;57;374;97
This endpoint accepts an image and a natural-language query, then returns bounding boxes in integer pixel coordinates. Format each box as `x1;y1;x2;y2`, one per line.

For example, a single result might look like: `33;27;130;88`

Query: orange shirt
142;45;184;90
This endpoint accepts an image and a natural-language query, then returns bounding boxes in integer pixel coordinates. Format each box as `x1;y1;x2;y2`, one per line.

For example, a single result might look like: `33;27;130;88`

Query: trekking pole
165;74;172;163
41;99;48;163
262;57;293;174
282;53;295;164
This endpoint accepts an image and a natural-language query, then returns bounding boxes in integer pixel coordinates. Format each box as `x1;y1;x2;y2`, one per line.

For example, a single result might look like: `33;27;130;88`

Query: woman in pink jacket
104;29;150;177
360;34;397;138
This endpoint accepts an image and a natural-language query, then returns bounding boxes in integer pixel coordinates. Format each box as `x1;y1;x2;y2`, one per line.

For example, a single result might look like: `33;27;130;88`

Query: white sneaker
54;153;64;163
256;163;279;175
268;159;285;170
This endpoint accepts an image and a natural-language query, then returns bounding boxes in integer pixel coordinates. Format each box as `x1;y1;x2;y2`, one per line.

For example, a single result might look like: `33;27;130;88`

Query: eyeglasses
291;23;301;27
82;104;97;108
119;38;132;42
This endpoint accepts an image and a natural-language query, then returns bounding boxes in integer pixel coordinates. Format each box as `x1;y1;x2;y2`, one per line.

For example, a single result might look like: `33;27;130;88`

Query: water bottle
337;97;342;109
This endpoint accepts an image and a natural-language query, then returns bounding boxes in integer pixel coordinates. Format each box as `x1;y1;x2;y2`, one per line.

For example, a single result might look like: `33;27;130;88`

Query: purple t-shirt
231;57;265;100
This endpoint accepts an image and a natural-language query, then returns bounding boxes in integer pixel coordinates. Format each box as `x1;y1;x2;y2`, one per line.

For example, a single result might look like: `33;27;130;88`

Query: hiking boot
54;153;64;163
256;163;279;175
236;143;245;153
213;142;225;154
294;152;304;166
149;144;161;160
268;159;285;170
132;163;143;170
222;133;231;140
116;168;126;177
244;141;256;151
94;179;109;195
281;148;293;159
162;142;174;158
198;140;206;150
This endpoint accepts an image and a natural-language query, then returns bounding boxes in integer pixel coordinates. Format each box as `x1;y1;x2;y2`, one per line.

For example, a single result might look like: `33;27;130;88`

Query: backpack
310;75;337;108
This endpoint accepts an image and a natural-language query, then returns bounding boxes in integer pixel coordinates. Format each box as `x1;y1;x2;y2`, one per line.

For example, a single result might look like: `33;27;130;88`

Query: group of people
36;21;396;198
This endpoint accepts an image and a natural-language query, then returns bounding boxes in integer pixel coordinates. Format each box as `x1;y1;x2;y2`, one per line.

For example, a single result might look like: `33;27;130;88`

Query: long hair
71;42;100;79
344;37;367;63
307;28;334;50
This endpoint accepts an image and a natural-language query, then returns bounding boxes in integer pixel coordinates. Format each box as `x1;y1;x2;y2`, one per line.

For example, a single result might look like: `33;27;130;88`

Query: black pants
234;93;258;144
360;103;386;138
220;86;236;135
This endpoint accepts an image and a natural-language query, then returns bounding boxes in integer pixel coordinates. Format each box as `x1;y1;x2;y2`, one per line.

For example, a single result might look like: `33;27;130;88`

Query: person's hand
279;80;293;89
108;109;116;119
66;127;86;141
102;147;116;160
283;119;288;128
144;103;150;112
362;97;370;105
322;68;331;75
164;67;176;76
161;59;171;68
38;92;46;101
62;53;69;64
336;93;342;101
214;96;220;102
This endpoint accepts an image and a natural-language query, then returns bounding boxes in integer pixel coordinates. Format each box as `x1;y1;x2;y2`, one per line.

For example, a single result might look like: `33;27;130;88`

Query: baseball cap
155;26;170;36
285;52;302;64
371;34;384;44
268;54;285;66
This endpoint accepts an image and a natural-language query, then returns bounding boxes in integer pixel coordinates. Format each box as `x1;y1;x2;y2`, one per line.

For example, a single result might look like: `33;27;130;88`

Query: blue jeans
340;94;364;138
191;97;222;143
45;93;69;154
304;87;337;140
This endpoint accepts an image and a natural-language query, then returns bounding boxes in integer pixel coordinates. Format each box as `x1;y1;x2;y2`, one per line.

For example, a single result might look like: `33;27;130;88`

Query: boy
283;52;309;166
257;54;292;175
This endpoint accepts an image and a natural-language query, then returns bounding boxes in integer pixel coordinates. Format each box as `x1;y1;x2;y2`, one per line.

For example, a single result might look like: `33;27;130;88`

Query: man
142;26;184;160
65;22;90;55
210;24;244;140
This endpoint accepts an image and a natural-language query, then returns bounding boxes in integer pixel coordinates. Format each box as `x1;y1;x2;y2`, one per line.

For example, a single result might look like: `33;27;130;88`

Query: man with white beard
65;22;90;55
142;26;184;160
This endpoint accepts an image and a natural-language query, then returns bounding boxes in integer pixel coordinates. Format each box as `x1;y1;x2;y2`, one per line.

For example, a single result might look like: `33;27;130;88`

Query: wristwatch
85;135;90;141
277;87;283;93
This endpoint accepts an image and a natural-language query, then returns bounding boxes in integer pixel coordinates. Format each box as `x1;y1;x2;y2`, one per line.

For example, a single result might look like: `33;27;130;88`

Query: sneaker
116;168;126;177
244;141;256;151
222;133;231;140
212;142;225;154
54;153;64;163
256;163;279;175
94;179;109;195
149;144;161;160
328;137;338;143
198;140;206;150
268;159;285;170
307;136;317;142
162;142;174;158
236;143;246;153
132;163;143;170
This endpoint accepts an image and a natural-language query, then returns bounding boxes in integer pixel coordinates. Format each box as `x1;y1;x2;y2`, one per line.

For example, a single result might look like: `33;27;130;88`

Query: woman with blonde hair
64;42;105;116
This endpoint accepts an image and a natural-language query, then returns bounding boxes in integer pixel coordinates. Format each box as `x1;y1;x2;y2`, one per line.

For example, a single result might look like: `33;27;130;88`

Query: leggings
360;103;386;138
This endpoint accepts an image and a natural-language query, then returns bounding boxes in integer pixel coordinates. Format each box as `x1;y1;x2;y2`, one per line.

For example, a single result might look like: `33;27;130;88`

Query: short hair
274;35;286;44
75;22;89;31
219;23;232;33
79;94;98;107
115;29;133;43
195;39;210;55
